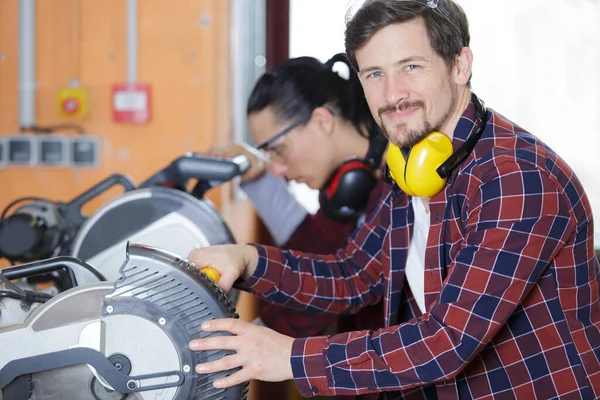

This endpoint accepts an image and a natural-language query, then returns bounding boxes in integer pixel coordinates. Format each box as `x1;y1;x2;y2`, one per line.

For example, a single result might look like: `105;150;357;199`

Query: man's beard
378;91;456;148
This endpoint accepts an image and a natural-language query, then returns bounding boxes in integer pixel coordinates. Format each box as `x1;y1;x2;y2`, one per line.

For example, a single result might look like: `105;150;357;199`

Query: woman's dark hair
246;53;381;141
345;0;470;73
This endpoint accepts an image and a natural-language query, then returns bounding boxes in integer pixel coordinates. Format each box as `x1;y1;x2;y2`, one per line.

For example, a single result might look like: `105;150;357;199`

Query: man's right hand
204;142;267;182
187;244;259;293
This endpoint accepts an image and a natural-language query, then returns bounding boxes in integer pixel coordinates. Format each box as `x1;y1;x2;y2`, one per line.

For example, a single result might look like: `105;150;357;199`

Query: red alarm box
112;83;151;123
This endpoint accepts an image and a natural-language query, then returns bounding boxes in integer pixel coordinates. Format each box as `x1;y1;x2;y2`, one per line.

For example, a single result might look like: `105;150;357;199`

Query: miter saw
69;153;249;287
0;242;248;400
0;152;249;292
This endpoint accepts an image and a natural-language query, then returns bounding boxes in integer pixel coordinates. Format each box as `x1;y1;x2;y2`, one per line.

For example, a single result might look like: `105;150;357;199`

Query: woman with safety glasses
205;53;388;341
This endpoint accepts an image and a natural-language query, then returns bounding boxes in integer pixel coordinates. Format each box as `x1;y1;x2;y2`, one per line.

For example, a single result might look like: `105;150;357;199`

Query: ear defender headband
386;93;487;198
319;132;388;221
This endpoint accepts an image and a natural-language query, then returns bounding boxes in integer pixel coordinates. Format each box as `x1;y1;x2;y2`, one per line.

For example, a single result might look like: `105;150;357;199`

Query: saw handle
1;257;96;288
63;174;136;225
3;257;105;281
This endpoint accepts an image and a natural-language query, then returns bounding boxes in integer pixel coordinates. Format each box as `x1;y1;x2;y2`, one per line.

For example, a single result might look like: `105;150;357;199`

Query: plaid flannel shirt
259;176;387;339
241;96;600;399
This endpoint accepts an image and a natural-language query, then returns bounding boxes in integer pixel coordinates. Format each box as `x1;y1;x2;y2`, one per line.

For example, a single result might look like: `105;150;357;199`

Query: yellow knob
201;267;221;283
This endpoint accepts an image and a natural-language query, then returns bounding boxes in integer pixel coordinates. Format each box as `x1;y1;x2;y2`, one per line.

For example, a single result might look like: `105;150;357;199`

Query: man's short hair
345;0;471;72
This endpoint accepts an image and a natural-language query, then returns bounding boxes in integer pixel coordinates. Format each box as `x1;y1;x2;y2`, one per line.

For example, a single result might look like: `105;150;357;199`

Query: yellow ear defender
386;132;453;198
385;93;488;198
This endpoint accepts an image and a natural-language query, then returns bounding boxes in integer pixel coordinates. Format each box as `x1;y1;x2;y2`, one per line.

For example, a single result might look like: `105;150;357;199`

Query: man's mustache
378;100;425;117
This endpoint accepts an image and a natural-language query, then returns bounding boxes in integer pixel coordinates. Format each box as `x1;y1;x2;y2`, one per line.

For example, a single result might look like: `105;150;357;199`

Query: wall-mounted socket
70;135;100;167
7;134;37;166
38;134;70;167
0;137;5;169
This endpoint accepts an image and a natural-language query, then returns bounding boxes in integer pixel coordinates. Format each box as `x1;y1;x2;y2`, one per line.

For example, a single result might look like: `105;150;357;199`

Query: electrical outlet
7;134;37;166
0;137;5;169
70;135;100;167
39;135;69;167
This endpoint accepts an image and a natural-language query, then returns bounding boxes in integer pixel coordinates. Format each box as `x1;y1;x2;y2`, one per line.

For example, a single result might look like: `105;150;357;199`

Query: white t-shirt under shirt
405;197;430;314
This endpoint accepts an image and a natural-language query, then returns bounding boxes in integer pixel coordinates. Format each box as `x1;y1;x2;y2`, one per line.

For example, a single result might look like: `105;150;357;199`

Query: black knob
0;214;46;262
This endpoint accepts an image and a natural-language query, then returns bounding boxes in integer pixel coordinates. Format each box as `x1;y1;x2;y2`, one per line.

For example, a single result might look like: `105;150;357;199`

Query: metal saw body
0;243;248;400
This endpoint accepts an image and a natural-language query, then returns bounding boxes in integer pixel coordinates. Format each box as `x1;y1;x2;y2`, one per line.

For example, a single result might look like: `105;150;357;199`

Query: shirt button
436;212;440;221
312;386;318;393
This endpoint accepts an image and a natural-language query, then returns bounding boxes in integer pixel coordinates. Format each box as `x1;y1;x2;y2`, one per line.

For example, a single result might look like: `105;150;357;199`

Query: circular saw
0;243;248;400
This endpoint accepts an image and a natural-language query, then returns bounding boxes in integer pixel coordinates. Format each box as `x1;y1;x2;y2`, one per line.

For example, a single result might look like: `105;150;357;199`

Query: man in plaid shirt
187;0;600;398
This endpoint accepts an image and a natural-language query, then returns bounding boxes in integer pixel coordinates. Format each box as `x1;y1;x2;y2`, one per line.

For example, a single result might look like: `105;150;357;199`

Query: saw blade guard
0;242;249;400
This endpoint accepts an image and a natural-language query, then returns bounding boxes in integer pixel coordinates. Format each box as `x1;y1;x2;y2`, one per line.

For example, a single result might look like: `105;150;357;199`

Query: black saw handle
62;174;136;227
138;154;250;197
1;256;106;289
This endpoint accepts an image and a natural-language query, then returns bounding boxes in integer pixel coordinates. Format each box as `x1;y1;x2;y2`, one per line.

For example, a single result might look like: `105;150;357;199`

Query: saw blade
99;242;248;400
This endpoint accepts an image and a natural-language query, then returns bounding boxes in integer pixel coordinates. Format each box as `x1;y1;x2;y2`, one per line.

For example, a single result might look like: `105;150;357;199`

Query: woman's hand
204;141;268;182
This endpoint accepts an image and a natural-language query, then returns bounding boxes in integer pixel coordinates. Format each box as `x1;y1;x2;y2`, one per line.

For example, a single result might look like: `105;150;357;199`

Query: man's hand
187;244;259;293
189;319;295;388
204;141;268;182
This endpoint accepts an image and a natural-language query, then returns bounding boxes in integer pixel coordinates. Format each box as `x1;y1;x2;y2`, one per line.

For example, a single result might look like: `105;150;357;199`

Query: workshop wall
0;0;239;260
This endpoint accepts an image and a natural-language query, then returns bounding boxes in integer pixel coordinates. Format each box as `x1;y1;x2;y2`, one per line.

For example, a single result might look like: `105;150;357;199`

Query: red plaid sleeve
242;190;389;315
258;179;388;338
290;336;331;396
256;208;357;337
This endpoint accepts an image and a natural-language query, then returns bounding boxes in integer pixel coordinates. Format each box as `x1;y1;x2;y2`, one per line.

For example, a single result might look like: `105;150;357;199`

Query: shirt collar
451;93;483;152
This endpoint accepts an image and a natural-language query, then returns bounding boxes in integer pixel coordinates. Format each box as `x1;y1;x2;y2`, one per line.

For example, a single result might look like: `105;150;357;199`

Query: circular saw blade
98;242;248;400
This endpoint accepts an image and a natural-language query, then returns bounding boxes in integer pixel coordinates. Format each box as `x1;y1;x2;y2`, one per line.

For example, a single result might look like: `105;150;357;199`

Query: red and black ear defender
319;133;388;221
385;93;487;198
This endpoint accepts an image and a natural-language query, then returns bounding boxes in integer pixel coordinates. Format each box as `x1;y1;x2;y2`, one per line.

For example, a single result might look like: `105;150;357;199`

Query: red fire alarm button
112;83;151;123
62;98;80;114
